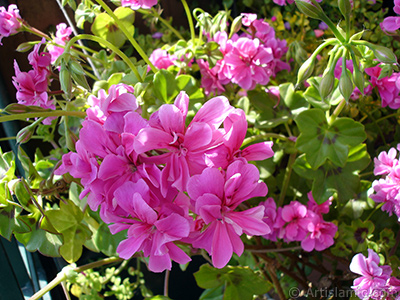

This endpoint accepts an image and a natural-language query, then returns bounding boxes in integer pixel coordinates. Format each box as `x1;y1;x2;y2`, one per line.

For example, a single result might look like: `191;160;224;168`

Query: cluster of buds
295;0;398;102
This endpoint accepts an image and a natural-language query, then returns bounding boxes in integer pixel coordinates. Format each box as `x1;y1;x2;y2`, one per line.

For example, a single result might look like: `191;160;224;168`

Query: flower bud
229;15;242;38
59;63;72;99
16;41;37;53
295;0;324;20
371;45;398;64
319;72;335;99
339;69;353;102
296;55;316;86
16;124;36;144
352;64;365;95
65;128;78;151
338;0;352;19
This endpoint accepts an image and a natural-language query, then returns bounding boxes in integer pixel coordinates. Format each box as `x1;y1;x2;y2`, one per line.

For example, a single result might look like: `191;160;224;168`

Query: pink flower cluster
55;85;275;272
365;65;400;109
0;4;21;44
350;249;400;300
48;23;73;64
380;0;400;32
148;48;177;70
371;145;400;219
121;0;157;10
198;14;290;95
260;192;337;252
12;39;55;123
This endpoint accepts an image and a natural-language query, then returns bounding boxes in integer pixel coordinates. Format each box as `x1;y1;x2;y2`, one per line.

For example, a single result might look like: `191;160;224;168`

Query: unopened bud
16;41;37;53
65;128;78;151
229;15;242;37
59;63;72;99
3;103;51;114
339;69;354;102
296;55;316;86
295;0;324;20
16;124;36;144
367;43;398;64
352;64;365;95
338;0;352;19
319;72;335;99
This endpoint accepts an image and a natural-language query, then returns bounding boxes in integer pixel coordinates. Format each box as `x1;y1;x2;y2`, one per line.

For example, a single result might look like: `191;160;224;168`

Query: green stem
148;8;184;40
29;257;123;300
20;23;50;40
278;152;297;207
65;34;143;81
75;257;123;273
310;38;339;60
242;133;289;147
29;271;68;300
0;111;86;123
181;0;196;43
365;203;384;221
94;0;157;73
328;98;346;124
345;16;350;41
309;0;346;43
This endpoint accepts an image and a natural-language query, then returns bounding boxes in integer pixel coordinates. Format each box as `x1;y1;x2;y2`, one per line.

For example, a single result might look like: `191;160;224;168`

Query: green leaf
153;70;175;103
295;109;366;169
199;286;224;300
46;200;91;262
93;223;126;256
280;83;308;115
0;149;16;182
293;144;370;204
91;7;135;48
15;213;62;257
194;264;271;300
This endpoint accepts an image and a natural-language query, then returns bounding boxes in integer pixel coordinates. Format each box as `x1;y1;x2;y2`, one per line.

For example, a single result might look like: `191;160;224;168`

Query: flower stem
242;133;289;147
55;0;101;79
94;0;157;73
328;98;346;125
148;8;184;40
278;152;297;207
0;111;86;123
65;34;143;81
29;257;123;300
181;0;195;43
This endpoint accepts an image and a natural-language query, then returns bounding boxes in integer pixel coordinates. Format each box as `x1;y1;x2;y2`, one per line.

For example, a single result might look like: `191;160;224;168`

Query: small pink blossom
148;48;177;71
365;65;400;109
381;0;400;32
121;0;158;10
350;249;392;300
0;4;21;44
108;180;191;272
279;201;309;241
187;161;269;268
223;37;273;90
48;23;73;63
300;211;337;251
197;59;225;96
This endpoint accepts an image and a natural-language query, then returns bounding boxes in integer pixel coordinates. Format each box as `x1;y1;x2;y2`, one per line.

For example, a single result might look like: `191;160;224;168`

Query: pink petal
191;96;233;129
242;141;274;161
212;222;233;268
187;168;224;201
134;127;174;154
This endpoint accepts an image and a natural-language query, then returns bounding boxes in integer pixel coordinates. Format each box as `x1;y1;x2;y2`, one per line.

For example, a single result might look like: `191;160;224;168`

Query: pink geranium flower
148;48;177;71
187;160;270;268
381;0;400;32
48;23;73;63
278;201;309;241
134;92;234;193
0;4;21;44
107;180;191;272
197;59;225;96
300;211;337;251
121;0;158;10
223;37;274;90
350;249;392;300
365;65;400;109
